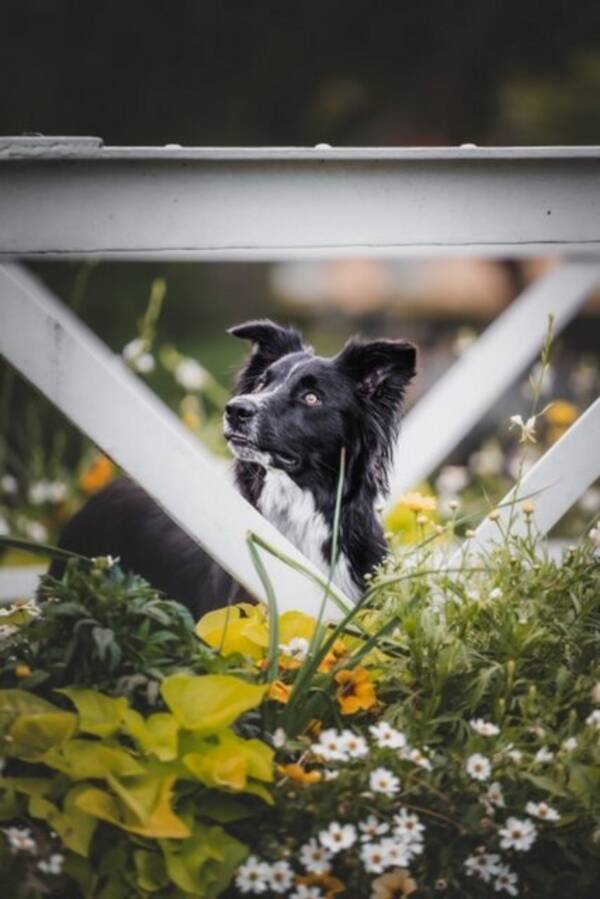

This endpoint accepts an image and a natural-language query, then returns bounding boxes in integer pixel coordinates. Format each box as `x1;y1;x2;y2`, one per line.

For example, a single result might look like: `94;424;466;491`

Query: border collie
50;321;416;615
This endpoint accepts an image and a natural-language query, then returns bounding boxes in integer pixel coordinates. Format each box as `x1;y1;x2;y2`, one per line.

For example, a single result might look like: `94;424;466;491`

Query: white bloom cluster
360;807;425;874
28;479;67;505
235;856;294;894
586;709;600;729
533;746;554;764
311;728;368;762
174;357;209;391
38;853;65;875
464;853;518;895
3;826;36;853
0;597;41;620
525;801;560;821
369;720;407;749
369;767;401;796
123;337;155;374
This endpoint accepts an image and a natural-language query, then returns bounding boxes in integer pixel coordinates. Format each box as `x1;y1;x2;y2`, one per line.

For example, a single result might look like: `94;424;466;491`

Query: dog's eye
302;391;321;406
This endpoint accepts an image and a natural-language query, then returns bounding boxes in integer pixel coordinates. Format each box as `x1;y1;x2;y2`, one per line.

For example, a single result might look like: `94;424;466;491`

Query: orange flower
268;680;292;704
79;455;116;494
296;872;345;897
319;639;349;673
278;763;322;785
370;868;417;898
15;664;32;678
335;666;376;715
544;400;578;428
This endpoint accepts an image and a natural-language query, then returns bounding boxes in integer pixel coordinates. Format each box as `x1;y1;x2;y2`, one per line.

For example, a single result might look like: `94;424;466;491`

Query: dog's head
224;320;417;495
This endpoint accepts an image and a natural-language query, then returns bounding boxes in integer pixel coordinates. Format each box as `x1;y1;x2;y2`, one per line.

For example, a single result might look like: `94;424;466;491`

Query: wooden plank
0;264;352;617
388;262;600;502
460;397;600;555
1;141;600;259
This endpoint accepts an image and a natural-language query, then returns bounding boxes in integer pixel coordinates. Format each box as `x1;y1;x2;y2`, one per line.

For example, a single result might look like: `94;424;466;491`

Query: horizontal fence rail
2;138;600;259
0;264;352;617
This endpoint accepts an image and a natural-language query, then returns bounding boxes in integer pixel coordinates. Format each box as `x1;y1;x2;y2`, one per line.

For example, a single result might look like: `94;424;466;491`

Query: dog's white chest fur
258;470;359;600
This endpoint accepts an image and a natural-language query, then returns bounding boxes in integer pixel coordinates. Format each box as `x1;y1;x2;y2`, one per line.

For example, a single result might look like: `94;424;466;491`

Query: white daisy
464;852;502;883
470;719;500;737
466;753;492;781
494;863;519;895
361;841;390;874
499;817;538;852
4;826;36;853
506;748;523;765
279;636;310;663
272;727;287;748
340;730;369;758
235;856;271;894
38;853;65;875
323;769;340;782
533;747;554;764
486;781;506;809
393;808;425;840
369;767;401;796
369;721;407;749
489;587;503;600
407;747;432;770
561;737;577;753
525;801;560;822
358;814;390;842
318;822;357;854
379;837;412;867
268;860;294;893
299;838;332;874
311;729;347;762
290;886;323;899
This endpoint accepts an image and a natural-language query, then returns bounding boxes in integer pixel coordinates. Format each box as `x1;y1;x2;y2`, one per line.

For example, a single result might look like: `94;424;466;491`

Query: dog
49;320;416;616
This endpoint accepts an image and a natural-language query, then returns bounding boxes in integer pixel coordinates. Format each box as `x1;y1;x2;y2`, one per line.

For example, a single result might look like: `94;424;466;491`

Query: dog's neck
235;461;386;600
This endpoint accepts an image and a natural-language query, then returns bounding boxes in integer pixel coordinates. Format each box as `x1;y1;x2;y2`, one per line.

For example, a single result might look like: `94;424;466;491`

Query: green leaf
134;849;169;892
122;709;179;762
161;673;267;735
160;822;247;896
520;771;569;798
0;689;59;741
28;785;98;857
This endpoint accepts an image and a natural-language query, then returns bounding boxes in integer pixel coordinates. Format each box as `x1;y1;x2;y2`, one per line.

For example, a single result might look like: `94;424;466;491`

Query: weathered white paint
388;262;600;503
1;139;600;259
0;264;352;618
456;397;600;557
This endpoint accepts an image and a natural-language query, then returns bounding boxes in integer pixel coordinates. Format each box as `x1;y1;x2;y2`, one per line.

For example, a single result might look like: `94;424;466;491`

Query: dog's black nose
225;397;258;425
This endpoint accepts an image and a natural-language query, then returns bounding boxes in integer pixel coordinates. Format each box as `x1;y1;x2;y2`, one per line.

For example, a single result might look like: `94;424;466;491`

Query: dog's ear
335;337;417;402
229;319;305;393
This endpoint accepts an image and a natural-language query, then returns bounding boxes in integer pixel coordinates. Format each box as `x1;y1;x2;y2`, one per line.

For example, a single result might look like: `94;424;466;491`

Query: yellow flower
544;400;578;427
79;455;116;494
318;639;349;673
296;873;345;897
398;492;437;514
268;680;292;704
196;603;268;659
15;664;32;678
278;763;322;785
371;868;417;898
334;666;376;715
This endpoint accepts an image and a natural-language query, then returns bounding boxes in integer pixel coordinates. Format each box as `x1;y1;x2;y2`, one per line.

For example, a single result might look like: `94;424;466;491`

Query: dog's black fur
50;321;416;615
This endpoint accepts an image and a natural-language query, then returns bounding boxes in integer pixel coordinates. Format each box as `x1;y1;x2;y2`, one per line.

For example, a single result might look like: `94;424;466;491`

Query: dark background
2;0;600;147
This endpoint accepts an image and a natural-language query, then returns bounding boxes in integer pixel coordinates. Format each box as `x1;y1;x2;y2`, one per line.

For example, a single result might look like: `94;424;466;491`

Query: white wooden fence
1;137;599;613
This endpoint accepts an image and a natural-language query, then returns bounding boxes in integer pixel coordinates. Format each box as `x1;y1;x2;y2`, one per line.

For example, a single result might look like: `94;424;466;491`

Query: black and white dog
50;321;416;616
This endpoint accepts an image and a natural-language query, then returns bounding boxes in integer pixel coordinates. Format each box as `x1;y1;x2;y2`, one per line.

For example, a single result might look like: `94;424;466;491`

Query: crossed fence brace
1;138;599;614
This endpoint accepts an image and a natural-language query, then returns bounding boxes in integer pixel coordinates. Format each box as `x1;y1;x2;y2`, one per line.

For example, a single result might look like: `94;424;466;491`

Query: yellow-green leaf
9;711;78;761
134;849;168;892
195;605;268;659
43;739;145;780
75;775;190;839
123;709;179;762
28;785;98;857
0;689;59;741
59;688;129;738
161;673;267;735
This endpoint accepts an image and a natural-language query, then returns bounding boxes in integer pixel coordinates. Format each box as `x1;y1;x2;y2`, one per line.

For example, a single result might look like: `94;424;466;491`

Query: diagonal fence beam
388;261;600;504
0;263;352;617
456;396;600;556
